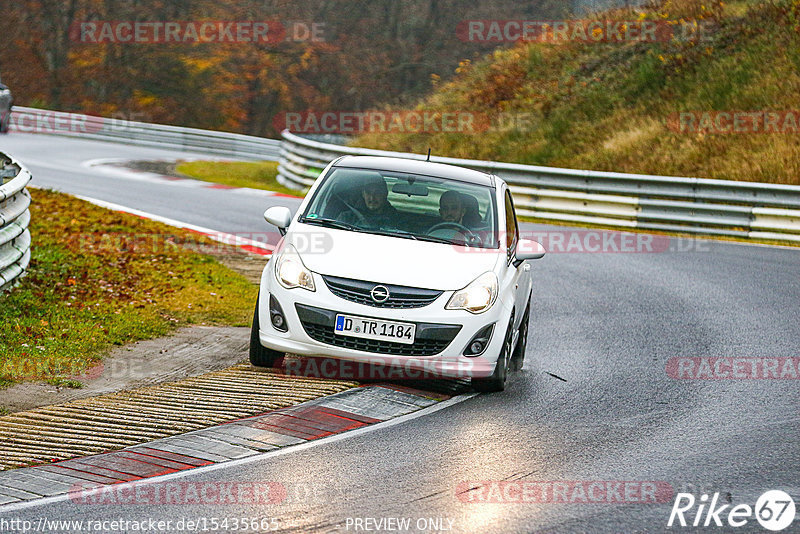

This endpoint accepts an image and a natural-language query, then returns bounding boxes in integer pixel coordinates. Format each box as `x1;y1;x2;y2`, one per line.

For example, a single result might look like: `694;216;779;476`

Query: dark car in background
0;81;12;133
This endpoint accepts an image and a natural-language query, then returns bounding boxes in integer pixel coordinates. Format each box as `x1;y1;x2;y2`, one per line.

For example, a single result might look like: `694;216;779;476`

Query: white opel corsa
251;155;545;391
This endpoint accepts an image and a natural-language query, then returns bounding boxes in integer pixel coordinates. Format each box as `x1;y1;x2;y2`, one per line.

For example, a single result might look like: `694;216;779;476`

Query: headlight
446;272;498;314
274;244;315;291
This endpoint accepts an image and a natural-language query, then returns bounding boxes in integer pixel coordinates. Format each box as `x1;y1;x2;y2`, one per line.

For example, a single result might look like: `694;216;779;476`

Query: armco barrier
9;107;281;161
0;152;32;292
278;130;800;242
5;105;799;243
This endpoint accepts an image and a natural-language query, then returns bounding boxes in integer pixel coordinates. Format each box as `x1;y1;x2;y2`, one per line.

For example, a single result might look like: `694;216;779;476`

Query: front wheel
249;295;284;367
510;304;530;372
472;320;513;392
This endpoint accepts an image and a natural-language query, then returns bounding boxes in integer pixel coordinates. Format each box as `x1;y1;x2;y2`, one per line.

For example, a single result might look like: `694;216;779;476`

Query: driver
438;190;466;224
341;176;398;227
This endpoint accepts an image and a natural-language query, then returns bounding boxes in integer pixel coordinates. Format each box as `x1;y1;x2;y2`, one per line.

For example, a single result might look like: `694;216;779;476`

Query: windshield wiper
368;229;419;241
414;234;455;245
300;219;473;245
415;234;489;247
300;217;361;232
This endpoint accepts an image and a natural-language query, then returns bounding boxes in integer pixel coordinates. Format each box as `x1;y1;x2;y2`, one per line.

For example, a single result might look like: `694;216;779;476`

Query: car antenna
426;148;431;162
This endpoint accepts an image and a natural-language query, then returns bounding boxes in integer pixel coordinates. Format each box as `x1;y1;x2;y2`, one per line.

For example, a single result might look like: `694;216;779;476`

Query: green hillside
355;0;800;185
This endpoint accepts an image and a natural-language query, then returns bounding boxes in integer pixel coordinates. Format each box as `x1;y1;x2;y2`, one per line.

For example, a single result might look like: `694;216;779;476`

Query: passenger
438;190;466;224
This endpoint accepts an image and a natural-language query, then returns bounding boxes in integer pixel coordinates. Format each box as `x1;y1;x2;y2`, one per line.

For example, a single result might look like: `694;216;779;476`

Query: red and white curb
83;159;301;200
66;158;307;257
73;195;276;257
0;385;474;510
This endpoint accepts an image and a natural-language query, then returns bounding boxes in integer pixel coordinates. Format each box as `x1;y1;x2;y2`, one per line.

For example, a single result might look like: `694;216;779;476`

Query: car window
301;166;498;248
504;189;519;257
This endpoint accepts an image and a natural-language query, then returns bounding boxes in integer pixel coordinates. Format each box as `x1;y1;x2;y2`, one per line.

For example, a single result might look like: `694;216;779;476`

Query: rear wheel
510;303;530;372
249;294;284;367
472;319;513;392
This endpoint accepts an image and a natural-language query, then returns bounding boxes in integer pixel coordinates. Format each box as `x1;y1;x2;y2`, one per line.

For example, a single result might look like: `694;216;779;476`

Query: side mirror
264;206;292;236
513;239;546;267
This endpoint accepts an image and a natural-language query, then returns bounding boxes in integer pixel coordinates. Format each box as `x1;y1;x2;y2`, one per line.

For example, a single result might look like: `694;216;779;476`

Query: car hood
288;224;500;290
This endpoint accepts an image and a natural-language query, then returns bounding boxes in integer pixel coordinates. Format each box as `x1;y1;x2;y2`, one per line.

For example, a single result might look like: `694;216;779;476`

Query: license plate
334;314;416;345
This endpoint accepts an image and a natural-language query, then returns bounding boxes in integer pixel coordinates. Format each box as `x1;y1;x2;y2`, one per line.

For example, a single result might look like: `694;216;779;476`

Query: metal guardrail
0;152;32;292
5;105;798;243
278;131;800;243
9;107;281;161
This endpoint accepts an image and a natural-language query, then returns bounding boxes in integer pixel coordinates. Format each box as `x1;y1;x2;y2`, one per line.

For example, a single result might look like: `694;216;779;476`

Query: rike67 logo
668;490;796;531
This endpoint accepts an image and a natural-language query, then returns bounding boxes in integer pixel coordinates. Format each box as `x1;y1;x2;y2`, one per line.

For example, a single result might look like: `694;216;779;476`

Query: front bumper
258;267;511;379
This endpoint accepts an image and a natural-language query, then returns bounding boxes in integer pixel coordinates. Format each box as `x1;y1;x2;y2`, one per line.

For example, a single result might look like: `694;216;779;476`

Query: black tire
249;294;284;367
472;319;513;392
510;303;530;372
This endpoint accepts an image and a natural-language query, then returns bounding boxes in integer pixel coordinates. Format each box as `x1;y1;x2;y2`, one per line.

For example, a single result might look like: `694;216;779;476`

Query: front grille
295;303;460;357
322;275;442;309
301;323;451;356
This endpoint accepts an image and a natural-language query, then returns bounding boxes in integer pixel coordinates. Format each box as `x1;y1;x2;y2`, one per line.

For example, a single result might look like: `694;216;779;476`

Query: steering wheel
332;193;368;225
428;222;482;245
342;204;368;224
339;202;390;230
428;221;476;236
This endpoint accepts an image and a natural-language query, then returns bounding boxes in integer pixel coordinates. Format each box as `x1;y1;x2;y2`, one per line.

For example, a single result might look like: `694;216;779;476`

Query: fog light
463;324;494;357
269;294;288;332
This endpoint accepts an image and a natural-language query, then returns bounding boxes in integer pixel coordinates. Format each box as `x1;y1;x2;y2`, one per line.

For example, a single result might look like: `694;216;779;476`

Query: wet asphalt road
1;133;799;533
0;133;297;238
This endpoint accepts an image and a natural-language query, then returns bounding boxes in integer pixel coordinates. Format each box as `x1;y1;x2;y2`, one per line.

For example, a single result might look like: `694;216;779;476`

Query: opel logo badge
370;285;390;303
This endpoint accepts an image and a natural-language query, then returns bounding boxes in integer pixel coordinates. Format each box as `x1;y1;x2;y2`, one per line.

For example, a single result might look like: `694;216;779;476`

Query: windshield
300;166;498;248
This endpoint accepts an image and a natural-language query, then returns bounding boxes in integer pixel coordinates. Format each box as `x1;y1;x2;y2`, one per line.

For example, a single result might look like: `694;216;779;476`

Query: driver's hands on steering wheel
427;221;481;245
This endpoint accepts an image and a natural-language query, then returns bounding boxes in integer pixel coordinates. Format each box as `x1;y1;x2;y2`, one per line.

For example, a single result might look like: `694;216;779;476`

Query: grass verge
0;189;258;389
175;160;305;197
354;0;800;185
